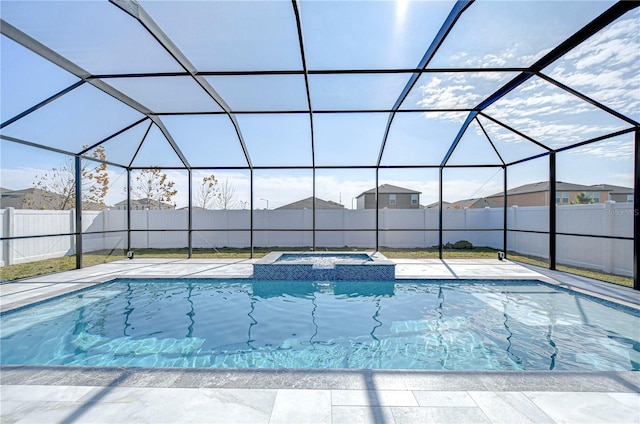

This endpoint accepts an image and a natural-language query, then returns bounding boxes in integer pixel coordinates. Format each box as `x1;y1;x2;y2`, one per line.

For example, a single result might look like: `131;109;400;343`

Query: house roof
426;201;451;209
0;187;105;210
446;198;503;209
276;197;344;210
357;184;421;198
114;198;174;207
589;184;633;194
488;181;619;197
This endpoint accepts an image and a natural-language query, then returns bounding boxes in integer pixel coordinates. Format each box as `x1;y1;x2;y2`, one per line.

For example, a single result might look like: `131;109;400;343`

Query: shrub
453;240;473;249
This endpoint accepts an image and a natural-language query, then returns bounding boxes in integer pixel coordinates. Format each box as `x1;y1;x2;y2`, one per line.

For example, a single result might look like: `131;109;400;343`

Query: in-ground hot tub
253;251;395;281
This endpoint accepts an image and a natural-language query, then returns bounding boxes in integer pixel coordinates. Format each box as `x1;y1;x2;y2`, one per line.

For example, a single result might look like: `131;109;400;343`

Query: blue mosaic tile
253;252;395;281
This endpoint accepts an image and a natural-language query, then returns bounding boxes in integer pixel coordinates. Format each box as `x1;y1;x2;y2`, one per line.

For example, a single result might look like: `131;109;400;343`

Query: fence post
70;208;76;255
512;206;518;256
3;207;15;266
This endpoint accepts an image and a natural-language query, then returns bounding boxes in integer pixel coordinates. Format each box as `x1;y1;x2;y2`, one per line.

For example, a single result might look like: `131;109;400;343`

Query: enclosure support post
75;156;82;269
250;170;254;259
439;167;443;260
503;166;508;257
312;168;316;251
375;169;379;252
549;152;557;270
188;169;192;259
634;128;639;290
126;168;131;253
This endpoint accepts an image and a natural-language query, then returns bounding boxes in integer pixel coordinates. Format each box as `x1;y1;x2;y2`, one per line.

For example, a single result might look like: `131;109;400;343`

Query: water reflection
2;280;638;370
251;280;395;298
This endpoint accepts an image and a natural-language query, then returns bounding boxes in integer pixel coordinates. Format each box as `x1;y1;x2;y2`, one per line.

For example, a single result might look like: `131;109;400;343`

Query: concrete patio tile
390;406;491;424
608;392;640;409
0;283;56;296
331;389;418;406
332;405;396;424
413;390;477;407
469;391;554;424
269;389;332;424
0;399;135;424
181;388;276;423
525;391;640;424
0;384;99;402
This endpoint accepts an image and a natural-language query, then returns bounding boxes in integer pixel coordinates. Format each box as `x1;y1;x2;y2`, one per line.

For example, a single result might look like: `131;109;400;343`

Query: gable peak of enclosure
0;0;638;288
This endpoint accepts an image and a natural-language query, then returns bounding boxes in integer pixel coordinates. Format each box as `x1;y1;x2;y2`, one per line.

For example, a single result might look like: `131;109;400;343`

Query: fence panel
1;205;634;276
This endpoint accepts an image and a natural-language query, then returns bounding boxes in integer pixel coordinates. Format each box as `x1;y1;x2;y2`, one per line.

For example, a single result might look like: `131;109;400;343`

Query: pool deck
1;258;639;423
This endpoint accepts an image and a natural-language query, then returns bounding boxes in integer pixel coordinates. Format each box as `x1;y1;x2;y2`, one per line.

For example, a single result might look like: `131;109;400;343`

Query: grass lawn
1;247;633;288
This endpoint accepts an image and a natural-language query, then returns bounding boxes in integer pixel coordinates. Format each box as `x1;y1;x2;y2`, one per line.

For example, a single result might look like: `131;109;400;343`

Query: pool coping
1;365;638;393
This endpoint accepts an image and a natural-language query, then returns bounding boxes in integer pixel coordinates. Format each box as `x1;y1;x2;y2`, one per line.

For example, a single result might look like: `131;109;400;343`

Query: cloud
416;76;482;109
409;72;513;121
544;10;640;120
423;10;638;150
568;139;634;161
484;74;629;148
0;166;47;191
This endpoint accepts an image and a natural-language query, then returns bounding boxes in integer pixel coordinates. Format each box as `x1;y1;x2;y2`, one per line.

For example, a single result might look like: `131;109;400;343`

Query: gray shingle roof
357;184;421;197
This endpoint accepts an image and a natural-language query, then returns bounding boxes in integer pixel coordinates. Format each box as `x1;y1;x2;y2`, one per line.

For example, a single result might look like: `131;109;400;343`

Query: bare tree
215;178;241;209
28;146;108;210
131;167;177;209
193;174;221;209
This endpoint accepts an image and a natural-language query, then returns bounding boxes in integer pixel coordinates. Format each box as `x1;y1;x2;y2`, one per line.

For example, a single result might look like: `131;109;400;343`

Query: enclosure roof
1;0;638;170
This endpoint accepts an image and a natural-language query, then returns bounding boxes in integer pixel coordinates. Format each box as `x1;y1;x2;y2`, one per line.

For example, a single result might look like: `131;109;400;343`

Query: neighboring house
114;198;175;210
276;197;344;210
589;184;634;203
0;187;105;210
427;198;502;209
425;201;452;209
355;184;421;209
486;181;631;206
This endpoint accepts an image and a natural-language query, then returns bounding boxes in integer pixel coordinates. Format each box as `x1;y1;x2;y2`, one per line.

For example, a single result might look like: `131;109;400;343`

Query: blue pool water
1;279;638;371
275;253;372;265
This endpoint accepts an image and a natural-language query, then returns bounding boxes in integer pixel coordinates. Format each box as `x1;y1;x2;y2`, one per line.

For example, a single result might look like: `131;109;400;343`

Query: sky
0;0;637;209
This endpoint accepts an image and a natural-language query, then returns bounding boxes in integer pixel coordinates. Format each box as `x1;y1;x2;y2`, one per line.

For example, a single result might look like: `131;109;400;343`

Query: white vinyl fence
0;203;634;276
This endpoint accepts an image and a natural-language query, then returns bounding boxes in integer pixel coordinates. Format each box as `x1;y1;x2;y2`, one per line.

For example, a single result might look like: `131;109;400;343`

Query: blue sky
0;1;637;209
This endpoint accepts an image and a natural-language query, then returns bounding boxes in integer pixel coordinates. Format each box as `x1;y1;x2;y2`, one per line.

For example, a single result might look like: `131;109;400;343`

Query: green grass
1;247;633;288
380;247;500;259
506;252;633;288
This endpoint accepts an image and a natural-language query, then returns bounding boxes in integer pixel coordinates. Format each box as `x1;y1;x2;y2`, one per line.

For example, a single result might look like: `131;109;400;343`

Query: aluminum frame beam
110;0;252;170
0;19;190;169
377;0;474;166
635;128;639;290
291;0;317;250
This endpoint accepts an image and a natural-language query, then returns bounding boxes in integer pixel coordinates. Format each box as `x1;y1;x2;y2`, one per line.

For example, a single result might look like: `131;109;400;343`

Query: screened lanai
0;0;638;289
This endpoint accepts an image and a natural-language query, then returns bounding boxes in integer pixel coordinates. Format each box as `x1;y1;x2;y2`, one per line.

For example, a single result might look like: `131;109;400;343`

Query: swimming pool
1;279;638;371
